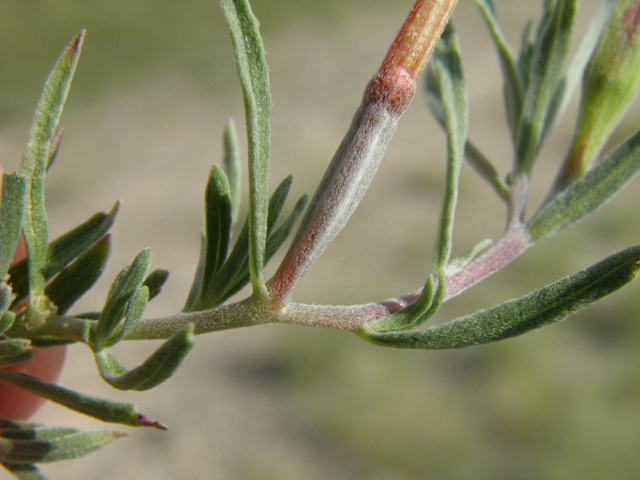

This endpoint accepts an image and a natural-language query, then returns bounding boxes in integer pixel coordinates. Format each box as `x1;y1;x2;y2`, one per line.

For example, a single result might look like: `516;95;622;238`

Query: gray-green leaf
221;0;271;296
360;244;640;349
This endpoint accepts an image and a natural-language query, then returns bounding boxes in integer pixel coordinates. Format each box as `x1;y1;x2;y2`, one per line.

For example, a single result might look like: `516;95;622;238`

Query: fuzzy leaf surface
0;174;27;279
20;31;85;296
0;370;162;428
529;127;640;242
361;245;640;349
9;204;118;307
44;235;111;315
95;324;194;391
221;0;271;295
0;428;122;464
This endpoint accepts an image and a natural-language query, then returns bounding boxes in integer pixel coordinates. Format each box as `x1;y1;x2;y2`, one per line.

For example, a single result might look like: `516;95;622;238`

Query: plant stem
21;226;529;341
267;0;458;305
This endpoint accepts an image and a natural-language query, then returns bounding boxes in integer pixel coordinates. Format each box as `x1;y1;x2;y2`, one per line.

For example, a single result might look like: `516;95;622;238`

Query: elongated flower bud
268;0;457;304
555;0;640;190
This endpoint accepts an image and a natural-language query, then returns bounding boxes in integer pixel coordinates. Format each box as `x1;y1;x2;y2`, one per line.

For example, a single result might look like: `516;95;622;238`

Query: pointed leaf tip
137;413;168;431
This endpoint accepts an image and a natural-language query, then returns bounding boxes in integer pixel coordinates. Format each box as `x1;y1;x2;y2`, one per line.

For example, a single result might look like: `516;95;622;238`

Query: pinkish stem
266;0;458;306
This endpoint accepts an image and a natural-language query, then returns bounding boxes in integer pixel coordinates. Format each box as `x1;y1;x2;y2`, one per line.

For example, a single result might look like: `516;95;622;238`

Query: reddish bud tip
623;1;640;39
366;0;457;114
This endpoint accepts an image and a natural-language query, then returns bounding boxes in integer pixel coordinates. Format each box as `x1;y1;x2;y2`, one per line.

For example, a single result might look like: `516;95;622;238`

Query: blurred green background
2;1;640;479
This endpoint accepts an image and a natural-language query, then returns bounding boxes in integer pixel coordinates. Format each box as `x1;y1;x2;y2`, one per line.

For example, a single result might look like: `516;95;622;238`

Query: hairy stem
267;0;458;305
22;226;529;341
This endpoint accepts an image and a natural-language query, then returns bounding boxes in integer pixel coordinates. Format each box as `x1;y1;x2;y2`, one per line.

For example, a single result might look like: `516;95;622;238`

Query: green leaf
94;324;194;391
183;235;207;312
44;234;111;315
221;0;271;297
0;339;33;368
198;165;233;301
0;370;165;429
0;174;27;279
367;276;440;333
184;165;232;312
475;0;524;140
0;428;123;464
143;269;169;301
427;24;468;274
216;192;308;305
189;176;301;310
515;0;577;175
223;119;242;224
1;463;49;480
45;130;63;172
9;203;119;307
462;141;509;201
544;0;615;141
105;286;148;347
264;193;308;263
552;0;640;192
43;203;118;278
516;20;535;89
529;127;640;242
360;244;640;349
93;249;151;349
0;312;16;336
21;31;85;297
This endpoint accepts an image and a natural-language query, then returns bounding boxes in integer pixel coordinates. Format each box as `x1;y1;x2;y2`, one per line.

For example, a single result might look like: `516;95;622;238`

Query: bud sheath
268;0;457;304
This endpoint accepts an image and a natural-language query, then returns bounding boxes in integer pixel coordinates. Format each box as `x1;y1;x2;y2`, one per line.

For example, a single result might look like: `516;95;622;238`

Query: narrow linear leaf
0;174;27;278
44;202;118;278
0;312;16;336
475;0;524;140
0;419;78;440
0;370;160;428
360;244;640;349
44;235;111;315
217;192;309;305
546;0;616;137
9;203;119;307
428;24;468;274
94;249;151;348
190;176;298;311
95;324;194;391
529;127;640;242
368;276;438;333
1;463;49;480
200;165;232;295
223;119;242;224
143;269;169;301
446;238;493;276
105;286;148;347
46;130;63;172
464;141;509;200
265;175;293;232
0;339;33;368
221;0;271;296
516;20;535;88
515;0;577;174
183;234;207;312
0;429;123;464
265;193;308;263
21;31;85;297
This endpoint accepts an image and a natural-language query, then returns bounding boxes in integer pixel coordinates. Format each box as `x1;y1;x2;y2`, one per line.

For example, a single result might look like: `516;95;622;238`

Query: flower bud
556;0;640;190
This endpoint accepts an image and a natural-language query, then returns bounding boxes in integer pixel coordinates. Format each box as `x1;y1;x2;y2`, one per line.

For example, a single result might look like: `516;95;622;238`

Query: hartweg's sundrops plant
2;0;640;477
